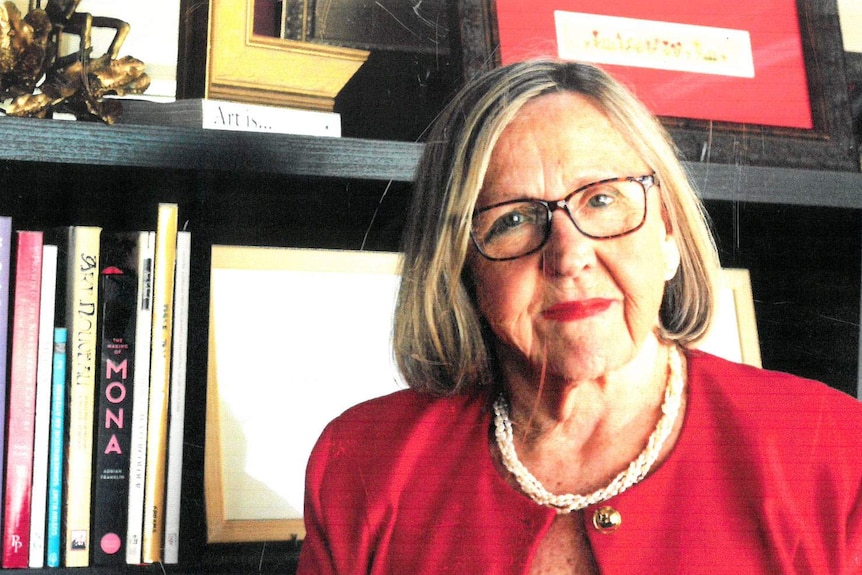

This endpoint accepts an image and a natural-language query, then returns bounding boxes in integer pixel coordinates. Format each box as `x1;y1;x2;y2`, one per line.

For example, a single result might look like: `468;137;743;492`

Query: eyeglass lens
471;176;650;261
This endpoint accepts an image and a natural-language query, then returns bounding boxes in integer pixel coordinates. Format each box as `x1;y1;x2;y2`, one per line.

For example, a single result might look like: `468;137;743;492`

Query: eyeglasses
471;174;658;261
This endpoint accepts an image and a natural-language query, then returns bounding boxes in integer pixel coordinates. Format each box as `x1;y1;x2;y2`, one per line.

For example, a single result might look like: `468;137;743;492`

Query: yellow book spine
142;204;178;563
63;226;102;568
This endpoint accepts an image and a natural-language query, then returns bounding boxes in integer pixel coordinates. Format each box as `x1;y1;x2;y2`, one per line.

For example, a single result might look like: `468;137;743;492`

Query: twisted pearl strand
492;346;684;514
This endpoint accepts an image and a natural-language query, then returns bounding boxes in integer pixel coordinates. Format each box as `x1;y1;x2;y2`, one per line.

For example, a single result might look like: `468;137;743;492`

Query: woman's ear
658;196;680;281
663;237;681;281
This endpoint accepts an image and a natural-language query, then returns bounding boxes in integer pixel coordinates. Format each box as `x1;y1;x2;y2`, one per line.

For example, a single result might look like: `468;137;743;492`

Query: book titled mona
92;233;140;565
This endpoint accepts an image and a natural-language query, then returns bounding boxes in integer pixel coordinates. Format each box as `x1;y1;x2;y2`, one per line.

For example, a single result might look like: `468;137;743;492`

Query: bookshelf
0;116;857;206
0;117;423;180
0;116;860;573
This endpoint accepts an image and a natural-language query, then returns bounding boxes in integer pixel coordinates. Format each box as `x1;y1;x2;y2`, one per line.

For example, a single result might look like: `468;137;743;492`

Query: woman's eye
585;191;617;209
488;208;535;237
497;212;526;228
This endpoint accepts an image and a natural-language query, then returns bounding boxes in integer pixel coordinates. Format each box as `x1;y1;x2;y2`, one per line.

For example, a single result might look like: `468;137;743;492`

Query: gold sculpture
0;0;149;123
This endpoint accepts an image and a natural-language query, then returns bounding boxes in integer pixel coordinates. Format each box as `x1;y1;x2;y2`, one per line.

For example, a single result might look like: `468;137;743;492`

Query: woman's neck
501;333;669;455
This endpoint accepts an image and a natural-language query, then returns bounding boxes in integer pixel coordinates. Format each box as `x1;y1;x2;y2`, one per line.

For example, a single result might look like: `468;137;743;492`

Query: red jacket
298;351;862;574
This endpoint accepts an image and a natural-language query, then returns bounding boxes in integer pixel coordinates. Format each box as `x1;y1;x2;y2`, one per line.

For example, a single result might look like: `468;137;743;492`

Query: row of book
0;203;189;567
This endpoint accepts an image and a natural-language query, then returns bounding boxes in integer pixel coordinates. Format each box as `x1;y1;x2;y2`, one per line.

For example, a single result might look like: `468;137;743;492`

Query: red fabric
297;351;862;574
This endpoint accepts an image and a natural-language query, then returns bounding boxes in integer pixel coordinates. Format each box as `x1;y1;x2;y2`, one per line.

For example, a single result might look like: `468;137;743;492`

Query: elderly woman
297;60;862;574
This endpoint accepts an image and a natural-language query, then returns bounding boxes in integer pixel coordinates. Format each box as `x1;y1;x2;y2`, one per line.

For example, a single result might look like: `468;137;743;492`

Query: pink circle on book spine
100;533;122;554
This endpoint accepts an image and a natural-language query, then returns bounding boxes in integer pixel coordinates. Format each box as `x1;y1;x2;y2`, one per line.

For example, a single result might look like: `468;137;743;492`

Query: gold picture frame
697;268;762;367
206;0;369;110
205;246;404;543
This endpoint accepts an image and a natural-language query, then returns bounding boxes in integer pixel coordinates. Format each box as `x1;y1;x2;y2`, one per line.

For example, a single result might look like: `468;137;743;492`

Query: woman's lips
542;298;613;321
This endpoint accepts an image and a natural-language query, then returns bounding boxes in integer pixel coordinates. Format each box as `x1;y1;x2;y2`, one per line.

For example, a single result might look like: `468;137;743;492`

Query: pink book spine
2;231;44;568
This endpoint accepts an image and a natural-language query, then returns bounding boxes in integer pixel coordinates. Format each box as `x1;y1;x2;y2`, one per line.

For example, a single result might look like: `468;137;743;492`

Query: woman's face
468;92;679;381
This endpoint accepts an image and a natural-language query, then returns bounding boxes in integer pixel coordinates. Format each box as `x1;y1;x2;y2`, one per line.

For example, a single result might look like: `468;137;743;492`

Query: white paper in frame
205;246;405;542
696;268;762;367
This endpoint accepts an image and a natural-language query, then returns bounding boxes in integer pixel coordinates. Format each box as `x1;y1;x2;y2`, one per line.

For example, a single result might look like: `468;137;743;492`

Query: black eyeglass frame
470;174;659;261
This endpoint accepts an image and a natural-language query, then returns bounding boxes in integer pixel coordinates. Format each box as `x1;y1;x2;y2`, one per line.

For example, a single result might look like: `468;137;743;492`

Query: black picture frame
453;0;859;172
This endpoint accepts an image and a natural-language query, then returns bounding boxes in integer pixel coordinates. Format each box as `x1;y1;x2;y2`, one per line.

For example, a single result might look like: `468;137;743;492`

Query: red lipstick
542;299;613;321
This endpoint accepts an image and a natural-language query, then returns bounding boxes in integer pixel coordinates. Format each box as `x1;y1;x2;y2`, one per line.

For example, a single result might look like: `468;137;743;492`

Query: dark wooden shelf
686;162;862;209
0;117;423;182
2;116;860;207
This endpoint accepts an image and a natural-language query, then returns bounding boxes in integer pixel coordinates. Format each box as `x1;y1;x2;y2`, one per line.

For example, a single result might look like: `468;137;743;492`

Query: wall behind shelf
705;201;861;398
334;50;461;142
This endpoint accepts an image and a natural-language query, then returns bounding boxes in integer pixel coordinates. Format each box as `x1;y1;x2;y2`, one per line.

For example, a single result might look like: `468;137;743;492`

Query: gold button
592;506;622;533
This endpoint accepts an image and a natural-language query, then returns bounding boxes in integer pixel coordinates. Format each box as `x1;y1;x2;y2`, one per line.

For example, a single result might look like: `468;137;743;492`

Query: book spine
199;99;341;136
63;225;102;568
92;233;140;565
164;231;191;564
28;244;58;568
120;98;341;137
125;231;155;565
3;231;44;568
142;204;178;563
46;328;67;568
0;217;13;529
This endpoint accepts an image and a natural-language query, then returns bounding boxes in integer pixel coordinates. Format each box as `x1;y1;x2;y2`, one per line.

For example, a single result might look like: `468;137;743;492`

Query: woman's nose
541;210;597;276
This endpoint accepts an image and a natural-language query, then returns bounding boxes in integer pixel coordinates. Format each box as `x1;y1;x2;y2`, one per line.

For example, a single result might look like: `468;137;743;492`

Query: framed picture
696;268;762;367
454;0;858;171
204;0;369;110
253;0;450;54
205;246;404;542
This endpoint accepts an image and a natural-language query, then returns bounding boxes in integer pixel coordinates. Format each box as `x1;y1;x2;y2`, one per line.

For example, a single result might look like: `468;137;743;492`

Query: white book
120;98;341;137
28;244;58;568
125;231;156;564
163;231;190;564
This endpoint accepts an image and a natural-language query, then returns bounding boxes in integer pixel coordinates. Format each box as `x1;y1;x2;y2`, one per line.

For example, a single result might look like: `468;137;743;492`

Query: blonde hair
394;59;720;395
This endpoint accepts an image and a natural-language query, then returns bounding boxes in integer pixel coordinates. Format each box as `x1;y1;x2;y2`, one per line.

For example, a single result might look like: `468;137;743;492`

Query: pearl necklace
492;346;684;514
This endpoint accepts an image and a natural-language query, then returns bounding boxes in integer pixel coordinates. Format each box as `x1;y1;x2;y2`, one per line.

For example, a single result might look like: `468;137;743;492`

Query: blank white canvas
211;264;404;520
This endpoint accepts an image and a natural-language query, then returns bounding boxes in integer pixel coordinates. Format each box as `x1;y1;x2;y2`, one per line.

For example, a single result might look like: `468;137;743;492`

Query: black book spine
92;235;138;565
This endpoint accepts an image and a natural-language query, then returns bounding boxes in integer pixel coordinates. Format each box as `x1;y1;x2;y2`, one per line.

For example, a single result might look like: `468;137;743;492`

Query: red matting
495;0;813;129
